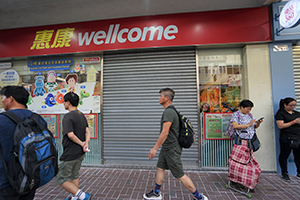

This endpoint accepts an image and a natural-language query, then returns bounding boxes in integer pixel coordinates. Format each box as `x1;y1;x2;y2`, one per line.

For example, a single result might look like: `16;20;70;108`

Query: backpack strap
0;143;9;174
248;112;253;119
235;111;241;138
166;105;180;120
30;113;41;122
166;105;181;138
0;111;23;124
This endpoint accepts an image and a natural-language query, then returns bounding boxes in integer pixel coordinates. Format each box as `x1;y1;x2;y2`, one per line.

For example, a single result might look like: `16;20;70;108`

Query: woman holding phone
230;99;263;145
275;97;300;182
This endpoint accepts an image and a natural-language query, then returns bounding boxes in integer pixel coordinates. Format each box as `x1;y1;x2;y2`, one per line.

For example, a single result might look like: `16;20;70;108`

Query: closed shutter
293;46;300;110
102;48;198;166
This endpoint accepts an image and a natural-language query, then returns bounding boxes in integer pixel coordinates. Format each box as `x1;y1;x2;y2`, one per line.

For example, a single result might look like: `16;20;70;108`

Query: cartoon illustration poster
27;70;99;114
41;114;59;138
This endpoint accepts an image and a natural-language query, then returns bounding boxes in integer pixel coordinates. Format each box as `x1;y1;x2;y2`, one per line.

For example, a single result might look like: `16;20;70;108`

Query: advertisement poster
28;81;97;114
41;114;59;138
204;113;233;140
84;114;98;139
199;83;241;113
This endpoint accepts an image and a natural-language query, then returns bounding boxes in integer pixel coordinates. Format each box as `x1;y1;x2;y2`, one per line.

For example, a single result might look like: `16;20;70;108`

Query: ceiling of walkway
0;0;282;30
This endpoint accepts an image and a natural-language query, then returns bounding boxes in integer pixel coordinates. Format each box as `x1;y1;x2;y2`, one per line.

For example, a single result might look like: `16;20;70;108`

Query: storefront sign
204;113;232;140
0;7;271;58
0;62;12;69
83;57;100;63
272;1;300;40
27;58;73;71
0;69;20;87
279;0;300;29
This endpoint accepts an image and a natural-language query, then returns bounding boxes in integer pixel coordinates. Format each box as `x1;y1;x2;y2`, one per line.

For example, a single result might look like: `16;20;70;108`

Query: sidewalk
34;167;300;200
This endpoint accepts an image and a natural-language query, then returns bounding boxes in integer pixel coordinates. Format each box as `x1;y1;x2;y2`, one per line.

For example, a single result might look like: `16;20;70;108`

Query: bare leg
72;178;79;188
60;180;79;195
178;174;196;193
156;167;165;185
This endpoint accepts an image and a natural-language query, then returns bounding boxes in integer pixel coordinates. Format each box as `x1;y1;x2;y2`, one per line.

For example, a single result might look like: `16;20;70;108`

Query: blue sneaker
83;193;93;200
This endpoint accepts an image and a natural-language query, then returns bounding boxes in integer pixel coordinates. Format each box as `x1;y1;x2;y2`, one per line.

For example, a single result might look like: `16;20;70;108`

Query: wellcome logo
30;24;179;50
78;24;179;46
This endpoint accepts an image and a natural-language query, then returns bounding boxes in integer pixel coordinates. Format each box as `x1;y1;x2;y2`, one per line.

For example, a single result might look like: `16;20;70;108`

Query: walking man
143;88;208;200
55;92;92;200
0;86;48;200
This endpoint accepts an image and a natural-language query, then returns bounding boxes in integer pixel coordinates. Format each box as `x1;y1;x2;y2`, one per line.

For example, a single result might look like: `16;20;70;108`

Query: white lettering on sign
0;62;12;69
78;24;178;46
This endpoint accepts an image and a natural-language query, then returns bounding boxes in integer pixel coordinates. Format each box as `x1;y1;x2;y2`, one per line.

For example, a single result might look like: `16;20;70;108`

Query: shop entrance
197;48;243;168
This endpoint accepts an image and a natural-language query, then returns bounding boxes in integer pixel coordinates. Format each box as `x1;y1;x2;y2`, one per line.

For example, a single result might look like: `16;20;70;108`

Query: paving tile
34;167;300;200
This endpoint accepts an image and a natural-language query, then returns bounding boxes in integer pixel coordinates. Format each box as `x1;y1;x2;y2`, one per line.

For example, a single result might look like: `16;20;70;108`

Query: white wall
243;44;276;171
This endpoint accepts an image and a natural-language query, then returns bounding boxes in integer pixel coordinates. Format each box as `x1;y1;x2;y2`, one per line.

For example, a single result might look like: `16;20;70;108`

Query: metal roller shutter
102;48;199;166
293;46;300;110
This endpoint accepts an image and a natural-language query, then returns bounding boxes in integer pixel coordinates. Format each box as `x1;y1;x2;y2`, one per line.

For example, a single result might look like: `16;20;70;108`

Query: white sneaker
143;190;162;200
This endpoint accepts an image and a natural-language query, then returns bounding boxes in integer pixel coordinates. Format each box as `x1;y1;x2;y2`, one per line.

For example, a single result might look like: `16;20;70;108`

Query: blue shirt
0;109;47;190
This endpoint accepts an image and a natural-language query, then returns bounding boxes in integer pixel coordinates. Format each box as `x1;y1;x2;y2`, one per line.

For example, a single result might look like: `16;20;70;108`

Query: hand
294;118;300;124
256;118;264;124
249;119;256;127
148;148;157;160
82;142;89;152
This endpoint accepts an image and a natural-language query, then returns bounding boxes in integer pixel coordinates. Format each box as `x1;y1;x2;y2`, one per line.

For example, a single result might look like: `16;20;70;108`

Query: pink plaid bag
228;140;261;189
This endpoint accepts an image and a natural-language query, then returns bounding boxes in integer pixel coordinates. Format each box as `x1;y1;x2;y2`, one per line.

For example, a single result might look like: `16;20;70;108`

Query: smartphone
257;117;264;121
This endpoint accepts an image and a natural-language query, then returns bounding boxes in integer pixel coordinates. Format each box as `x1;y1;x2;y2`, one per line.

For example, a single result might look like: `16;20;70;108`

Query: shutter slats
294;46;300;110
102;48;198;165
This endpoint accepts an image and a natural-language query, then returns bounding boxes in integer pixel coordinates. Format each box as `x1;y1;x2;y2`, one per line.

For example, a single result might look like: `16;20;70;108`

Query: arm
82;127;91;152
148;121;172;160
276;118;300;129
232;119;256;129
67;132;85;147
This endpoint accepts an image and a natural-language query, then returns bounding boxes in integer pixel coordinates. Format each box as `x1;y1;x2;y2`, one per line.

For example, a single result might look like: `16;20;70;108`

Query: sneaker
83;193;93;200
65;197;78;200
296;174;300;179
193;194;208;200
281;173;291;182
143;190;162;200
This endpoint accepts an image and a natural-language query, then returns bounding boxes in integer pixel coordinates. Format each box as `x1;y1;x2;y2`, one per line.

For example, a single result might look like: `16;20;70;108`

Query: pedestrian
143;88;208;200
0;86;47;200
55;92;92;200
275;97;300;182
231;99;263;145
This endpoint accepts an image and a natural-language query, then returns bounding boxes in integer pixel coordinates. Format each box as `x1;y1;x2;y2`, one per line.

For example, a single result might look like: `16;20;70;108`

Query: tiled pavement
34;166;300;200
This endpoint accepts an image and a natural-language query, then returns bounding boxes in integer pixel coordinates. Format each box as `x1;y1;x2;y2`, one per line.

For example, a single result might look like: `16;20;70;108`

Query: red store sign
0;7;272;59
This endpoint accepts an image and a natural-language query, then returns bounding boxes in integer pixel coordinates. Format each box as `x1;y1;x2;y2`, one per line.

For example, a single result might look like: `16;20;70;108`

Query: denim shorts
55;154;85;185
157;145;184;178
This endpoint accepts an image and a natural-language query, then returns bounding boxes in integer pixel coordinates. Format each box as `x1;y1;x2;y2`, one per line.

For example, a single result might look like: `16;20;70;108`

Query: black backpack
167;106;195;148
0;112;58;194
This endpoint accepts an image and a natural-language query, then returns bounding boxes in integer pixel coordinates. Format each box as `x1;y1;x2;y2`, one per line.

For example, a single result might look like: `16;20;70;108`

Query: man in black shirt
55;92;92;200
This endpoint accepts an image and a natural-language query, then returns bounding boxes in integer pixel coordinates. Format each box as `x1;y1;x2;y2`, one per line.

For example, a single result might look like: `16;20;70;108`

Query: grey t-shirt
160;106;180;149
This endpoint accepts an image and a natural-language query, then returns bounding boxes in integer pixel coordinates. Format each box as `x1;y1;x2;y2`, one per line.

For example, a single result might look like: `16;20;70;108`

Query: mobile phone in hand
257;117;264;121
